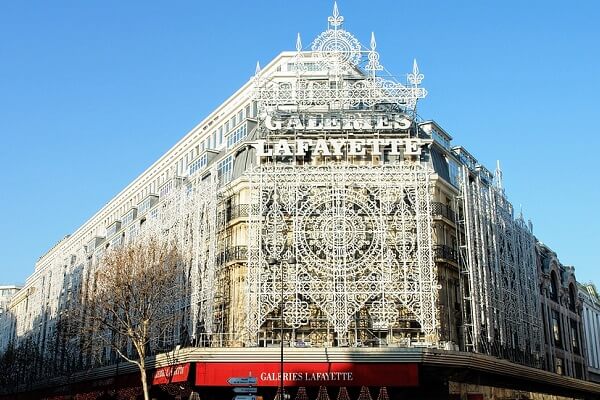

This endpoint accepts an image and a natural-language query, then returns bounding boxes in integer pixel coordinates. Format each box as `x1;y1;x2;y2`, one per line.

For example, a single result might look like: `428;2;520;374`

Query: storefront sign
196;362;418;387
263;113;412;132
251;138;431;159
152;363;190;385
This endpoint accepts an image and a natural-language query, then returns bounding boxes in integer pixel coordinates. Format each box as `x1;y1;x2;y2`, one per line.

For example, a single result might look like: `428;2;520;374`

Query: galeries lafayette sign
195;362;418;387
263;113;412;132
152;363;190;385
251;138;431;158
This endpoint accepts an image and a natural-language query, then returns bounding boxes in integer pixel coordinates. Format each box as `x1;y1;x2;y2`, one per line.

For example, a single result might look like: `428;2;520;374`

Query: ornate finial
328;1;344;28
519;204;524;220
365;32;383;74
296;33;302;52
494;160;503;190
255;61;261;75
408;59;424;86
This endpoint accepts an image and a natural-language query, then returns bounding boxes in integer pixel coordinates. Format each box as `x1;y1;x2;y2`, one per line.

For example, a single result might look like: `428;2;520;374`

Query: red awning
152;363;191;385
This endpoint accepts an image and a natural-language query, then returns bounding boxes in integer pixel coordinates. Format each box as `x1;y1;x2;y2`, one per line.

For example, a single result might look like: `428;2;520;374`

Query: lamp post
268;256;296;400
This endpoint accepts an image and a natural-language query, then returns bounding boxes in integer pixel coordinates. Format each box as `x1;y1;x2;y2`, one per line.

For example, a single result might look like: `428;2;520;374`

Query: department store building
1;4;599;400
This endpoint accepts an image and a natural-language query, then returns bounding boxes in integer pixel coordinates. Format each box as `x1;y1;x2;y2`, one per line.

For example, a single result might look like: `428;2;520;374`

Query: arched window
569;283;576;312
550;271;559;302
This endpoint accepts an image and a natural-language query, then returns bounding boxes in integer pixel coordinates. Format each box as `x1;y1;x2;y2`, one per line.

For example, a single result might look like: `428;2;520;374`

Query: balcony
138;194;159;216
217;204;259;226
433;245;458;263
431;202;456;222
216;246;248;265
106;221;121;237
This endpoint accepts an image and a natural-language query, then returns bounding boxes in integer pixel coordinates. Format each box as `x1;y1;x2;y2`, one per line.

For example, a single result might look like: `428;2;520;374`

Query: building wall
579;282;600;382
537;244;587;379
0;285;21;315
0;285;22;351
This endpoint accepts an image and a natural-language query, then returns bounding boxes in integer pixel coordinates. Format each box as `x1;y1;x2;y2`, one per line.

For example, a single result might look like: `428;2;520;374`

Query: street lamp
268;255;296;400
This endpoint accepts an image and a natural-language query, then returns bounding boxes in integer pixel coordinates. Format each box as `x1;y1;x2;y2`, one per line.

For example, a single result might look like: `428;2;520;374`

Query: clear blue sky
1;1;598;285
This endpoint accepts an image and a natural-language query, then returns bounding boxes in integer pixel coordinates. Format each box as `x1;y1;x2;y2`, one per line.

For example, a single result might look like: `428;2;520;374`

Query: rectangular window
121;208;137;226
431;128;451;149
128;223;138;242
110;234;123;248
217;155;233;184
138;195;158;215
189;154;208;176
106;221;121;237
552;311;562;347
159;180;173;197
448;159;460;187
227;123;247;148
571;320;580;353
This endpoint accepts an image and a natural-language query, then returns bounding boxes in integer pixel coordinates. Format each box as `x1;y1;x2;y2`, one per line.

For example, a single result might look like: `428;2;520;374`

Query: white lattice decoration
246;163;438;343
458;166;542;363
254;3;427;112
135;175;219;338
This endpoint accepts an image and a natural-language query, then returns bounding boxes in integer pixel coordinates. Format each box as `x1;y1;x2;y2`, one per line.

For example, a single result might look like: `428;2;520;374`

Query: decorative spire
296;32;302;52
519;204;524;220
408;59;424;86
494;160;503;190
365;32;383;74
253;61;261;87
255;61;261;75
328;1;344;28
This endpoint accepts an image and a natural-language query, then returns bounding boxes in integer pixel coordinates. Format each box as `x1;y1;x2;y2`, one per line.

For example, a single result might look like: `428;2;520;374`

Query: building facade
0;285;21;351
579;282;600;383
0;285;21;315
536;244;587;379
1;4;598;399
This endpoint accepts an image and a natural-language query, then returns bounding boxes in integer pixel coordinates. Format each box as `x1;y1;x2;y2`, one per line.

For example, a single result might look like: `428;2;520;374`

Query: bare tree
70;236;183;400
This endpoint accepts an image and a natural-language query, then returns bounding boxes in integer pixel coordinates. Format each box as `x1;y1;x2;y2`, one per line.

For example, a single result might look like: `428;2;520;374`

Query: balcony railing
218;203;456;225
431;202;456;222
217;204;257;226
433;244;458;263
216;246;248;265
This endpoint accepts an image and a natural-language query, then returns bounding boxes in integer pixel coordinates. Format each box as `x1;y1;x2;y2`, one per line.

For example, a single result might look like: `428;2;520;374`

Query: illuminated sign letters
251;138;431;159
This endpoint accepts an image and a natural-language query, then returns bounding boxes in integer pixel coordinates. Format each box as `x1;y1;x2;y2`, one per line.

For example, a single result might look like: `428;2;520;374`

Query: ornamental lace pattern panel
135;177;219;339
254;3;427;112
246;163;438;343
255;77;427;112
458;166;542;365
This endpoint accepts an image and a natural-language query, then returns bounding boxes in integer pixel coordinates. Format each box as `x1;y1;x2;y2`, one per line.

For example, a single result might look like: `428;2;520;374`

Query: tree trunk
140;359;150;400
